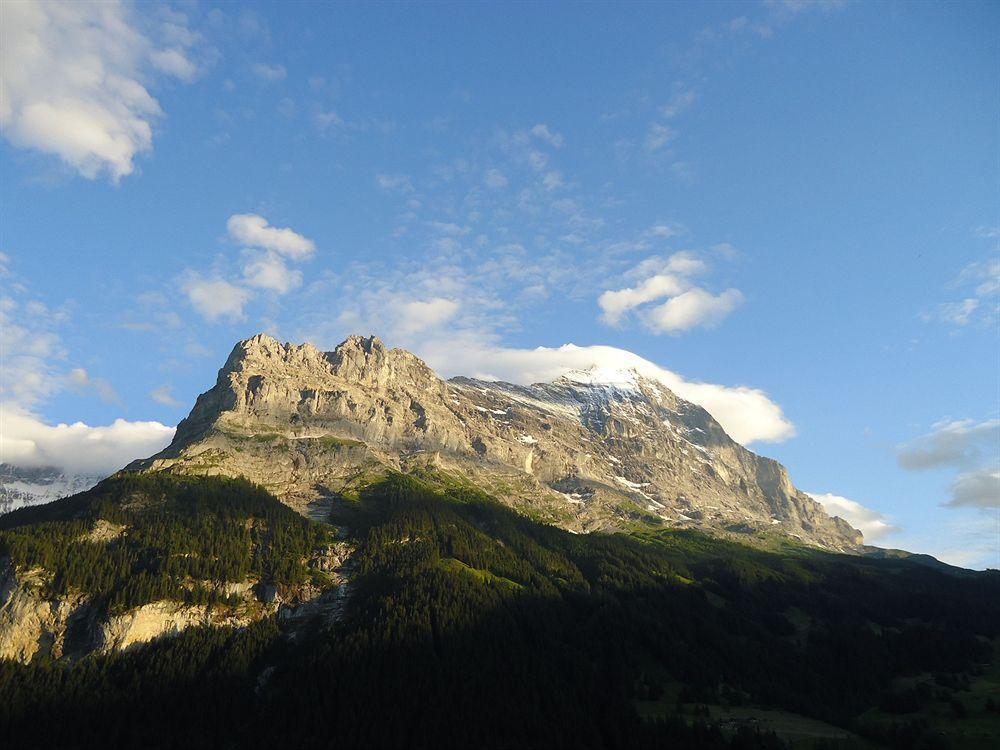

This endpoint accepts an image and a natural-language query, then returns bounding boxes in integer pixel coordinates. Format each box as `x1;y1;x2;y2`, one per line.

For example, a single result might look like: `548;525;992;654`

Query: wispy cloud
251;61;287;82
922;254;999;328
530;123;564;148
0;257;174;475
375;173;414;193
182;276;253;322
150;384;183;408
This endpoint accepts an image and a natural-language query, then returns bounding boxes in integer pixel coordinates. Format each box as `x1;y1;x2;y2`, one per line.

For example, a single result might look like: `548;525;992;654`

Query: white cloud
66;367;117;403
530;123;564;148
1;291;67;409
181;215;318;322
149;48;197;82
277;97;296;119
807;492;896;542
542;171;564;191
660;89;696;119
0;257;175;480
927;298;979;326
526;150;548;171
623;252;707;281
0;0;198;181
376;173;413;193
923;256;999;327
315;110;344;131
150;384;182;408
958;257;1000;297
183;276;252;322
764;0;847;16
898;419;1000;509
251;62;287;81
428;221;470;237
242;252;303;294
394;298;460;335
599;274;688;325
414;337;795;445
649;223;684;238
599;251;741;334
0;406;173;476
643;287;744;335
484;169;508;189
226;214;316;259
645;123;674;152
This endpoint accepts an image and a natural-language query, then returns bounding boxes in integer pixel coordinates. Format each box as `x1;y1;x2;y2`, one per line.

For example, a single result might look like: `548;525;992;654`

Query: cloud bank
1;406;174;477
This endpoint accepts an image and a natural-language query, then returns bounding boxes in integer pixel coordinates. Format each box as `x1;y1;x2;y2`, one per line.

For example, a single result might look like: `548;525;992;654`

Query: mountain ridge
130;333;861;550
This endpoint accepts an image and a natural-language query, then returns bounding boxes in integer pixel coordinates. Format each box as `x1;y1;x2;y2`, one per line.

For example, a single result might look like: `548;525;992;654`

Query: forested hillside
1;473;998;749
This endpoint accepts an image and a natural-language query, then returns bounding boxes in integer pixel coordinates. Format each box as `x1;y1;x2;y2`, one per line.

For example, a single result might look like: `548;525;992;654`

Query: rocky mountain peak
334;333;386;357
133;333;863;551
219;334;326;382
327;333;437;389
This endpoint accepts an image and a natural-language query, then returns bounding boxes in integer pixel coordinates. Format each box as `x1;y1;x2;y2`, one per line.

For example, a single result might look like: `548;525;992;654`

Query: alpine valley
1;335;998;749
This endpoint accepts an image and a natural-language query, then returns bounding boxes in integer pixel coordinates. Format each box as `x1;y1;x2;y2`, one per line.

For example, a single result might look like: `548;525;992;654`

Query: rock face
0;539;354;663
0;557;241;662
133;334;861;550
0;562;86;662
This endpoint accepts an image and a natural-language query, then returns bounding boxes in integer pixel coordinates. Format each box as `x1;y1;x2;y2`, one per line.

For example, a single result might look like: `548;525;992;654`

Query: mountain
131;333;860;550
0;464;101;515
2;333;998;749
1;471;998;749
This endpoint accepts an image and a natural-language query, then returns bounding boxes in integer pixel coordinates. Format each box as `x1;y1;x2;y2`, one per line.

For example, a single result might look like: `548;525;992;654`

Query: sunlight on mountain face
1;2;997;747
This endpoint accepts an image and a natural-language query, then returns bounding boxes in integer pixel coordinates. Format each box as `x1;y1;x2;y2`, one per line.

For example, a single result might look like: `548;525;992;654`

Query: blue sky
1;0;997;567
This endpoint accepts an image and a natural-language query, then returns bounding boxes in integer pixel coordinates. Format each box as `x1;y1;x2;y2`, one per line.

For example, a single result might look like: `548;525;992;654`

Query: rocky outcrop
132;334;862;550
0;540;355;663
0;561;86;662
0;557;237;663
97;601;247;652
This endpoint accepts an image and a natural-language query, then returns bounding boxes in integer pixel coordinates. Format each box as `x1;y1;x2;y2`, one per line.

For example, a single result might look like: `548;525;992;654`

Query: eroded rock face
97;601;245;653
0;540;355;663
0;561;86;662
132;334;862;550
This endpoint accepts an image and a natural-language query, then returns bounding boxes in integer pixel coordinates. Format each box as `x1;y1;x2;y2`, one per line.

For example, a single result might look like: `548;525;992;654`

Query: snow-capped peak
559;366;643;390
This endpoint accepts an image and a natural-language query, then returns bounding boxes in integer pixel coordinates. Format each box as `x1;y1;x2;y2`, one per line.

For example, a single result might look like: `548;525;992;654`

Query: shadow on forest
1;472;998;749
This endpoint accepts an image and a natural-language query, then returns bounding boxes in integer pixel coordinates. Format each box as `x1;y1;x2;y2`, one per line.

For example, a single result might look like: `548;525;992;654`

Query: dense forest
0;473;331;612
1;472;998;749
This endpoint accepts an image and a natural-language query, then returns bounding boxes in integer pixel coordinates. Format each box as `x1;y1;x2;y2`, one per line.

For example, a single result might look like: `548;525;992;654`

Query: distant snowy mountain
0;463;100;515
